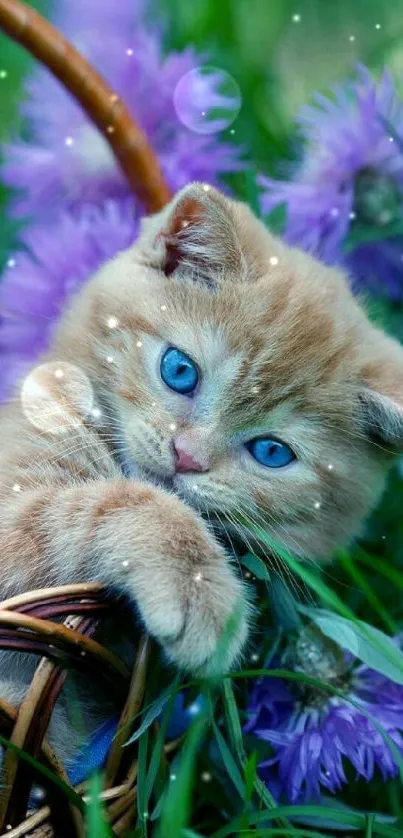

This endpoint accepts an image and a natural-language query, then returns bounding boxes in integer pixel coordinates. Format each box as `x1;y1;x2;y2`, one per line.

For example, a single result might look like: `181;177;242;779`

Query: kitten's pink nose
173;441;207;473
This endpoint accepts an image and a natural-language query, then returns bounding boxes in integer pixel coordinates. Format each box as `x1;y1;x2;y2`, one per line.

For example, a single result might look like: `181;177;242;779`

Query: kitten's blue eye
160;347;199;395
246;437;295;468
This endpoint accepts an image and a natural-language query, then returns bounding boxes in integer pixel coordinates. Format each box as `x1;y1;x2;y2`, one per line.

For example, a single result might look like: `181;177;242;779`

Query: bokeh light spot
174;66;241;135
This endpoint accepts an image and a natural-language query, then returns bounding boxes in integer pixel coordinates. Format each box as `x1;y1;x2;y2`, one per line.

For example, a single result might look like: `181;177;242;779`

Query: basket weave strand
0;586;152;836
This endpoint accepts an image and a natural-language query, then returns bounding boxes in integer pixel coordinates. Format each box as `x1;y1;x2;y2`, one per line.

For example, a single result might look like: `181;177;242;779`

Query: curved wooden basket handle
0;0;172;213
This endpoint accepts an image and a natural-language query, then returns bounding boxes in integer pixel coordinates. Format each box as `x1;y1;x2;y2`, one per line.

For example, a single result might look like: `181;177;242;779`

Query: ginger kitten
0;182;402;735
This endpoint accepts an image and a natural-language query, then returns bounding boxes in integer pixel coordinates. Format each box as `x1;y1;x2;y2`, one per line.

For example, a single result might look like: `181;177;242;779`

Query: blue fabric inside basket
66;692;204;785
67;718;119;785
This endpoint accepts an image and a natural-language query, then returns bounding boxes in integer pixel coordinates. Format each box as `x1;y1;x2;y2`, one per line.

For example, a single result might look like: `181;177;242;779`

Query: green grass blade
337;549;397;633
0;733;85;813
356;547;403;593
85;773;115;838
125;677;180;746
221;679;245;760
136;727;149;834
211;718;245;798
155;716;209;838
211;804;402;837
145;679;181;803
366;812;375;838
221;679;290;827
236;515;403;684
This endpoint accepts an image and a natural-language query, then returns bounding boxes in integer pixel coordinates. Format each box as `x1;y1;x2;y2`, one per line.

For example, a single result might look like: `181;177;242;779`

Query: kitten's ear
359;332;403;449
137;183;248;284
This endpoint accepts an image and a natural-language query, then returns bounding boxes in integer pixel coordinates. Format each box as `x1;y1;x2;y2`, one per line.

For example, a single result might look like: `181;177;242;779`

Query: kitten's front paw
162;538;250;677
128;494;249;675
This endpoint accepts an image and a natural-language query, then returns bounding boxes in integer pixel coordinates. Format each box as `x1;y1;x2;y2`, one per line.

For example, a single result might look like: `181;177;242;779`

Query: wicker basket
0;585;154;836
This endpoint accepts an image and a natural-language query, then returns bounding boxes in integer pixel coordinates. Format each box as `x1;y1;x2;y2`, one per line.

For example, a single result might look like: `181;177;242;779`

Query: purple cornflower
245;629;403;802
1;3;242;218
260;67;403;299
0;200;137;401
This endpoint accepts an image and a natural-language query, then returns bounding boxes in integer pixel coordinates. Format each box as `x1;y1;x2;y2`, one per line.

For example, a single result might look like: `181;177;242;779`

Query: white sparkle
201;771;212;782
292;14;301;23
106;355;114;364
151;401;157;407
327;463;334;471
314;501;321;510
0;70;7;79
169;423;177;431
201;111;206;116
375;23;381;29
65;136;74;147
251;653;259;662
80;650;86;656
12;483;21;492
136;340;143;348
349;35;355;42
245;571;252;579
54;368;64;379
143;812;149;819
181;220;189;228
349;211;356;220
230;129;235;134
170;773;177;781
122;560;130;569
160;304;167;311
107;316;119;329
195;572;203;582
251;385;260;394
7;258;15;268
126;48;133;56
382;535;386;540
106;125;115;134
330;207;339;217
269;256;279;266
192;484;198;491
202;184;211;192
92;407;102;419
389;136;395;143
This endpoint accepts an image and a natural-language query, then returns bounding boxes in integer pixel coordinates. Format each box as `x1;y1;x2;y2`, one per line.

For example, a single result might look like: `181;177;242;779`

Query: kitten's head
60;183;403;560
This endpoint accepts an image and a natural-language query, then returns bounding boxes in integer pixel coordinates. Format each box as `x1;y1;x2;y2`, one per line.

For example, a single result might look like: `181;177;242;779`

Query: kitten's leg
0;481;248;673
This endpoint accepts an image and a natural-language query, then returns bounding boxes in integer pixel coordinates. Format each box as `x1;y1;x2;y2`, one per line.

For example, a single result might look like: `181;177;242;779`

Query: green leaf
85;774;114;838
155;716;208;838
221;679;245;760
337;549;397;634
211;804;402;838
136;726;149;833
241;552;270;580
302;607;403;685
0;733;84;814
243;751;258;805
221;679;290;827
125;678;179;746
145;677;182;803
211;718;245;797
